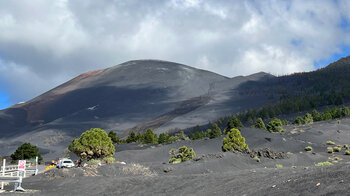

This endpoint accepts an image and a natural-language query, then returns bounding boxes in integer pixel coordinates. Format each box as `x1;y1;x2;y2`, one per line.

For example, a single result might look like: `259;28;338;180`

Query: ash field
4;117;350;196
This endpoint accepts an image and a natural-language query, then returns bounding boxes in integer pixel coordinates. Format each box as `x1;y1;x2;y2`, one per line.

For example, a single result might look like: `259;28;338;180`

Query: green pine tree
222;128;249;152
253;118;266;130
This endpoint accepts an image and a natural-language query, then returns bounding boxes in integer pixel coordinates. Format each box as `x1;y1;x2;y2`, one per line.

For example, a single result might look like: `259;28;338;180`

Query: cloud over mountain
0;0;349;104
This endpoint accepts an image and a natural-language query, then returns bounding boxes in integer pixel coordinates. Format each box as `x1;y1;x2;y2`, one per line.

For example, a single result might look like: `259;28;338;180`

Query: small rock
163;167;173;173
120;162;126;165
316;182;320;186
272;185;276;188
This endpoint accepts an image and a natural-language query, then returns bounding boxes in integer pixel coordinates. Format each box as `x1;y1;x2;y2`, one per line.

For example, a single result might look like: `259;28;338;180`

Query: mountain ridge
0;57;349;159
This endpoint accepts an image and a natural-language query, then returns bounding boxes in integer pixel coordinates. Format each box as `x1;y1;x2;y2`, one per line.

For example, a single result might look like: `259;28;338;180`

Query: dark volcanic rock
250;148;288;159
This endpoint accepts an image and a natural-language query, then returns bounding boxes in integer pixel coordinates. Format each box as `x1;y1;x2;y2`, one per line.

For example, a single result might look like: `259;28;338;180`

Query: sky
0;0;350;109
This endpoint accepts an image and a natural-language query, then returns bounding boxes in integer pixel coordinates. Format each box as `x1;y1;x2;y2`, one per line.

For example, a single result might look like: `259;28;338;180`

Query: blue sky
0;89;9;109
0;0;350;110
314;45;350;69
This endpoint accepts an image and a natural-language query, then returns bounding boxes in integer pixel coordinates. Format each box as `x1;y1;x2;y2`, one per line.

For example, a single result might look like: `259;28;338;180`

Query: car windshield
63;161;72;163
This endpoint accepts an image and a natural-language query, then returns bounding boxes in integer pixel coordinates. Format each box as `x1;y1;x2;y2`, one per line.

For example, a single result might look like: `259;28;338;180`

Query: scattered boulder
163;167;174;173
193;153;225;161
250;148;288;159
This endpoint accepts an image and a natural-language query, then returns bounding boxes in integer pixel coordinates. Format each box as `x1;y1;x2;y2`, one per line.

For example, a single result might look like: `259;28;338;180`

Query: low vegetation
108;131;121;144
142;129;158;144
304;146;313;151
122;163;157;176
103;156;115;164
253;156;260;162
189;123;222;140
222;128;249;152
333;146;341;152
275;164;283;168
315;161;333;167
169;146;196;164
266;118;285;133
327;147;334;153
226;117;243;132
252;118;266;130
87;159;100;166
326;141;335;145
345;150;350;155
10;142;43;163
125;129;187;144
68;128;115;160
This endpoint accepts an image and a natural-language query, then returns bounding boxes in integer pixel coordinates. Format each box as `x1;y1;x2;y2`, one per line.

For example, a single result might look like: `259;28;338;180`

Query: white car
58;158;75;168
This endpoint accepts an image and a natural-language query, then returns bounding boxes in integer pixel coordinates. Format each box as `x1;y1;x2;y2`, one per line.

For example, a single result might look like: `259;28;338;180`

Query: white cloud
238;44;313;76
0;0;349;104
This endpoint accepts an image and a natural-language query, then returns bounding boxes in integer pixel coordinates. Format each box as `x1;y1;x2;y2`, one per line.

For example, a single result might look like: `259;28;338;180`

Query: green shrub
321;108;333;120
275;164;283;168
282;120;288;125
343;144;349;150
208;123;222;139
103;156;115;164
169;146;196;163
189;130;207;140
88;159;100;166
158;132;170;144
168;136;180;143
136;133;142;142
267;118;285;133
222;128;249;152
332;107;342;119
304;113;313;124
108;131;121;144
341;106;350;116
305;146;313;151
312;109;322;121
327;147;334;153
253;118;266;130
174;131;187;141
326;141;335;145
141;129;158;144
168;158;182;164
68;128;115;160
253;156;260;162
10;142;43;163
126;131;138;143
226;117;243;131
333;146;341;152
345;150;350;155
315;161;333;167
293;116;304;125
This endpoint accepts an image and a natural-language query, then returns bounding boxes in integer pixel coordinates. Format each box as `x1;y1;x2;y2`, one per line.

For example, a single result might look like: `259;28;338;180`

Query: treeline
293;106;350;125
110;123;224;146
108;129;188;145
236;91;346;124
188;123;222;140
111;106;350;146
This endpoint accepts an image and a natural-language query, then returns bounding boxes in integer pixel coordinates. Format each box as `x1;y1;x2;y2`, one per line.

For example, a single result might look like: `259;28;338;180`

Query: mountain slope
1;57;349;160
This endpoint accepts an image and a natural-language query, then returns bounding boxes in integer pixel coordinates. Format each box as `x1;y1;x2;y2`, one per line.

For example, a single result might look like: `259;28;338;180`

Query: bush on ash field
252;118;266;130
69;128;115;160
11;142;43;163
222;128;249;152
169;146;196;164
266;118;285;133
